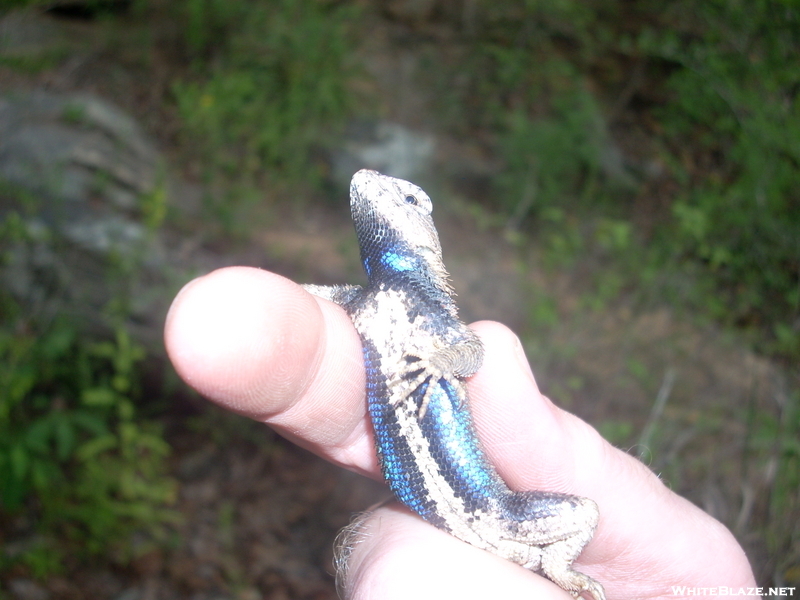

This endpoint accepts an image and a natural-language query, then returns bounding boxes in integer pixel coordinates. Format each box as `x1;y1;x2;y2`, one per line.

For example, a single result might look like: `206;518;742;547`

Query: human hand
164;266;757;599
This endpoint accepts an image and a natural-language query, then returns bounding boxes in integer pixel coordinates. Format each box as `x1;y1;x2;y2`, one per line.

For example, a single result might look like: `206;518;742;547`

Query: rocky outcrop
0;91;178;349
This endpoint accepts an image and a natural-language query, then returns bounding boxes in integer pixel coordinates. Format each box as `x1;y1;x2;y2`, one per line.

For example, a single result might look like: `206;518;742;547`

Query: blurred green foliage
0;318;178;567
0;200;177;575
644;1;799;349
171;0;359;184
428;0;798;360
498;89;608;228
0;305;178;573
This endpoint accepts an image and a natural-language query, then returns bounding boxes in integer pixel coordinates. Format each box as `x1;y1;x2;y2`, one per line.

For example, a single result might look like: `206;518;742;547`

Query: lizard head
350;169;454;298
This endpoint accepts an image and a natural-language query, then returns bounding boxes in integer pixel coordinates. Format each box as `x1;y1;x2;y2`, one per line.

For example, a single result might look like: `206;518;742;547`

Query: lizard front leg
389;332;483;418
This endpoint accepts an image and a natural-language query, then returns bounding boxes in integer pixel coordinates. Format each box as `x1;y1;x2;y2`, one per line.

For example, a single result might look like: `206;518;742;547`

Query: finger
468;320;605;491
163;266;377;475
339;504;573;600
466;322;756;595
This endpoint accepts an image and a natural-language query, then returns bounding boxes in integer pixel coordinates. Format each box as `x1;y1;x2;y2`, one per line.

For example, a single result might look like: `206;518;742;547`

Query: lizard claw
387;355;466;420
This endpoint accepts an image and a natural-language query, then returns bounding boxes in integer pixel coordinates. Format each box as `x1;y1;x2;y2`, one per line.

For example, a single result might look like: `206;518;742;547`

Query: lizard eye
404;195;418;205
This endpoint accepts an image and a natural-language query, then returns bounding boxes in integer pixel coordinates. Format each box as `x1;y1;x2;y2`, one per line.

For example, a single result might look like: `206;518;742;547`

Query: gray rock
8;579;50;600
334;121;435;184
0;9;66;56
0;91;174;348
0;90;158;224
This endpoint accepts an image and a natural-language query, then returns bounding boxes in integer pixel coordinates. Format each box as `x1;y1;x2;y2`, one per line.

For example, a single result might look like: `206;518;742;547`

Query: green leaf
54;416;76;462
75;434;118;461
30;457;61;491
71;410;108;437
81;387;117;407
10;443;28;479
25;417;53;453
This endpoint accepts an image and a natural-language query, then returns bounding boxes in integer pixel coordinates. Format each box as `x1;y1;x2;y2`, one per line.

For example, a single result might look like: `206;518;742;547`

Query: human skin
164;266;757;599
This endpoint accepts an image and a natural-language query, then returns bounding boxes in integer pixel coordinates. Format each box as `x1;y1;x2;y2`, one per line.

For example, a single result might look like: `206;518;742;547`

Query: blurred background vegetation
0;0;798;596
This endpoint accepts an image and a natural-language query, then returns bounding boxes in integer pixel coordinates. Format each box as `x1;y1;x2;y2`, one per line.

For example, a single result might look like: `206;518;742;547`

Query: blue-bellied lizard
304;170;605;600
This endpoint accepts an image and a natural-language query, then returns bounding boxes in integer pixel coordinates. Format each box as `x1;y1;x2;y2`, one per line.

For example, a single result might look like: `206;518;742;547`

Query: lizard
303;169;605;600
